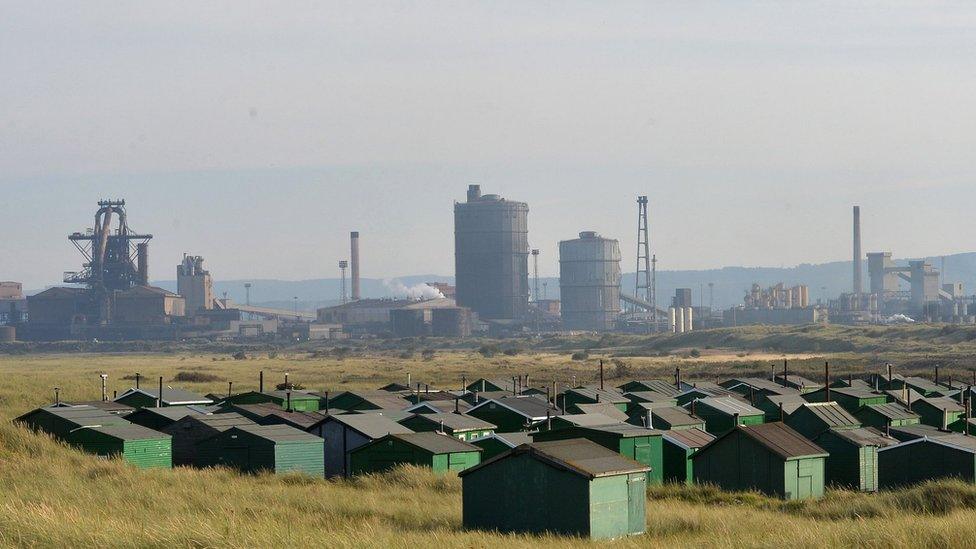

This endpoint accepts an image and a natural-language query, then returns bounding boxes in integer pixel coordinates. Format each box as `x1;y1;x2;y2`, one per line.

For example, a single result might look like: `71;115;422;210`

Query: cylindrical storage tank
454;187;529;320
669;307;677;333
684;307;694;332
0;326;15;342
558;231;622;331
675;307;685;333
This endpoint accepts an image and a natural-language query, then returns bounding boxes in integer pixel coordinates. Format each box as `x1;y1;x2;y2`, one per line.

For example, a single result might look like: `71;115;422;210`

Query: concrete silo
454;185;530;320
558;231;622;331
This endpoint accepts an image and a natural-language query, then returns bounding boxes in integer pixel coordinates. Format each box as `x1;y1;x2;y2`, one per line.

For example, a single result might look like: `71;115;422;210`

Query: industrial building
454;185;530;321
558;231;621;331
724;283;825;327
0;282;27;327
177;254;214;316
316;297;461;336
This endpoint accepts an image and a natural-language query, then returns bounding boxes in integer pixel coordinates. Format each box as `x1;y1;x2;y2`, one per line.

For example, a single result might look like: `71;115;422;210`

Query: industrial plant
4;189;976;343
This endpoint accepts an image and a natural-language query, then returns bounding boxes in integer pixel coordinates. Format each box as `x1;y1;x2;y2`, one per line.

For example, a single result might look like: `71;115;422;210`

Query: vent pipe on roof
936;366;940;387
733;413;740;427
425;383;429;395
675;367;681;389
286;390;292;412
546;409;551;431
228;381;233;398
113;390;117;400
461;375;466;392
770;364;775;381
783;360;788;385
525;374;530;389
512;376;517;396
887;363;893;387
259;370;264;393
455;397;460;414
885;417;891;438
135;372;141;389
284;372;289;389
100;374;108;402
647;409;653;429
407;372;411;388
779;402;784;422
324;391;330;412
474;390;479;403
438;420;444;434
750;386;755;406
600;360;605;391
966;386;972;437
54;387;61;406
158;376;163;408
849;372;853;388
691;399;697;417
825;362;830;403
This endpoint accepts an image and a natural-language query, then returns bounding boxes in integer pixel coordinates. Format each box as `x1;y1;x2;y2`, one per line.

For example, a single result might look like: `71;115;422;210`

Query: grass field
4;346;976;547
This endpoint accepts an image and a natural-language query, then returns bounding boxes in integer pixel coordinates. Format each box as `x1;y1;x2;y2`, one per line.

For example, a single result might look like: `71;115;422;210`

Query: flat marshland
3;337;976;547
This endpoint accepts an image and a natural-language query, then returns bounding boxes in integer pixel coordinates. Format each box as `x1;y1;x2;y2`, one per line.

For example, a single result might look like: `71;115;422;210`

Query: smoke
384;279;444;300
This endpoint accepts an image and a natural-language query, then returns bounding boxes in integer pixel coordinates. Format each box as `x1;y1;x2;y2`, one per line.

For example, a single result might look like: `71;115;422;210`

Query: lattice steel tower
636;196;655;332
338;260;349;304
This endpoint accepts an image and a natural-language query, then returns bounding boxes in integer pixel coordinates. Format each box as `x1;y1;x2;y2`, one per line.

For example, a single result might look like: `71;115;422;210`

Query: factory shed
814;427;897;491
802;387;888;414
115;387;213;408
66;424;172;469
755;394;807;422
785;403;861;440
617;380;683;397
855;403;920;430
467;397;555;432
15;406;130;440
692;397;765;435
573;402;631;422
162;412;255;466
879;435;976;488
693;423;827;499
399;413;495;441
469;432;533;461
913;397;965;430
349;432;482;475
460;439;649;540
531;423;663;485
124;405;212;431
307;413;413;477
562;388;630;414
662;428;715;485
196;424;324;476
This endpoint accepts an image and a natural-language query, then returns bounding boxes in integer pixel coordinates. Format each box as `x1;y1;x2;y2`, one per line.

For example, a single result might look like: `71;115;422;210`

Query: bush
172;371;223;383
689;348;701;358
571;351;589;361
478;345;500;358
502;347;521;356
398;350;414;359
421;349;436;361
268;351;278;359
232;351;247;360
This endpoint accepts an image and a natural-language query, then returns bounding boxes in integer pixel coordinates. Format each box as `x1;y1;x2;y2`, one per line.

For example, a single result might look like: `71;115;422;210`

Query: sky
2;2;976;289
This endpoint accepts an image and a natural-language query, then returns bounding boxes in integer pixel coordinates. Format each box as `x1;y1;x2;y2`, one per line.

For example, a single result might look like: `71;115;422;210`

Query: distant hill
150;252;976;311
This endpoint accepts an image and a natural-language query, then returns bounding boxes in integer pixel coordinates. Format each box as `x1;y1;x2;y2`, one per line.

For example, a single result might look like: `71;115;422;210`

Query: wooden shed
774;374;822;394
66;424;172;469
785;402;861;440
114;387;213;409
693;422;828;499
196;424;325;476
912;397;965;430
662;428;715;485
329;391;409;412
531;423;663;485
646;406;705;431
573;402;632;423
561;387;630;414
460;439;650;540
854;403;920;430
124;405;212;431
14;405;129;440
801;387;887;414
755;394;807;422
617;379;684;396
469;432;533;461
348;432;481;475
467;396;554;432
398;413;495;441
218;403;325;431
535;413;621;433
813;427;897;491
879;434;976;488
223;390;322;412
692;397;765;435
162;412;256;466
307;413;413;477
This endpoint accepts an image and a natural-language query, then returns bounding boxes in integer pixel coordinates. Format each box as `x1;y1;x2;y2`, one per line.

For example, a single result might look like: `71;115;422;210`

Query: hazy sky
3;2;976;289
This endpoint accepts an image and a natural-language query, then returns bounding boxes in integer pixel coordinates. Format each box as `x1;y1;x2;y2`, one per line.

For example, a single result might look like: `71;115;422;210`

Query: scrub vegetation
3;338;976;547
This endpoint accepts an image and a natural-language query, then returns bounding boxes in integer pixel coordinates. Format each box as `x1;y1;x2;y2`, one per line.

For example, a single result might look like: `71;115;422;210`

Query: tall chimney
350;231;361;301
136;243;149;286
853;205;862;296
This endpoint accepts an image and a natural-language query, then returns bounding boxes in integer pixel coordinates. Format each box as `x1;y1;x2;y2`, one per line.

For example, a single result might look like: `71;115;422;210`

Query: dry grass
3;350;976;547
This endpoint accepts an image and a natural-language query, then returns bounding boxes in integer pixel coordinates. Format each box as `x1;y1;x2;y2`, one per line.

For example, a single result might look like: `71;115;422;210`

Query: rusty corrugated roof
461;438;649;479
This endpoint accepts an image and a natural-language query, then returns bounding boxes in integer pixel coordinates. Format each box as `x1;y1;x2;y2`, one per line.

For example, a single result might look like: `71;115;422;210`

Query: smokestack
136;243;149;286
350;231;361;301
853;205;862;295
